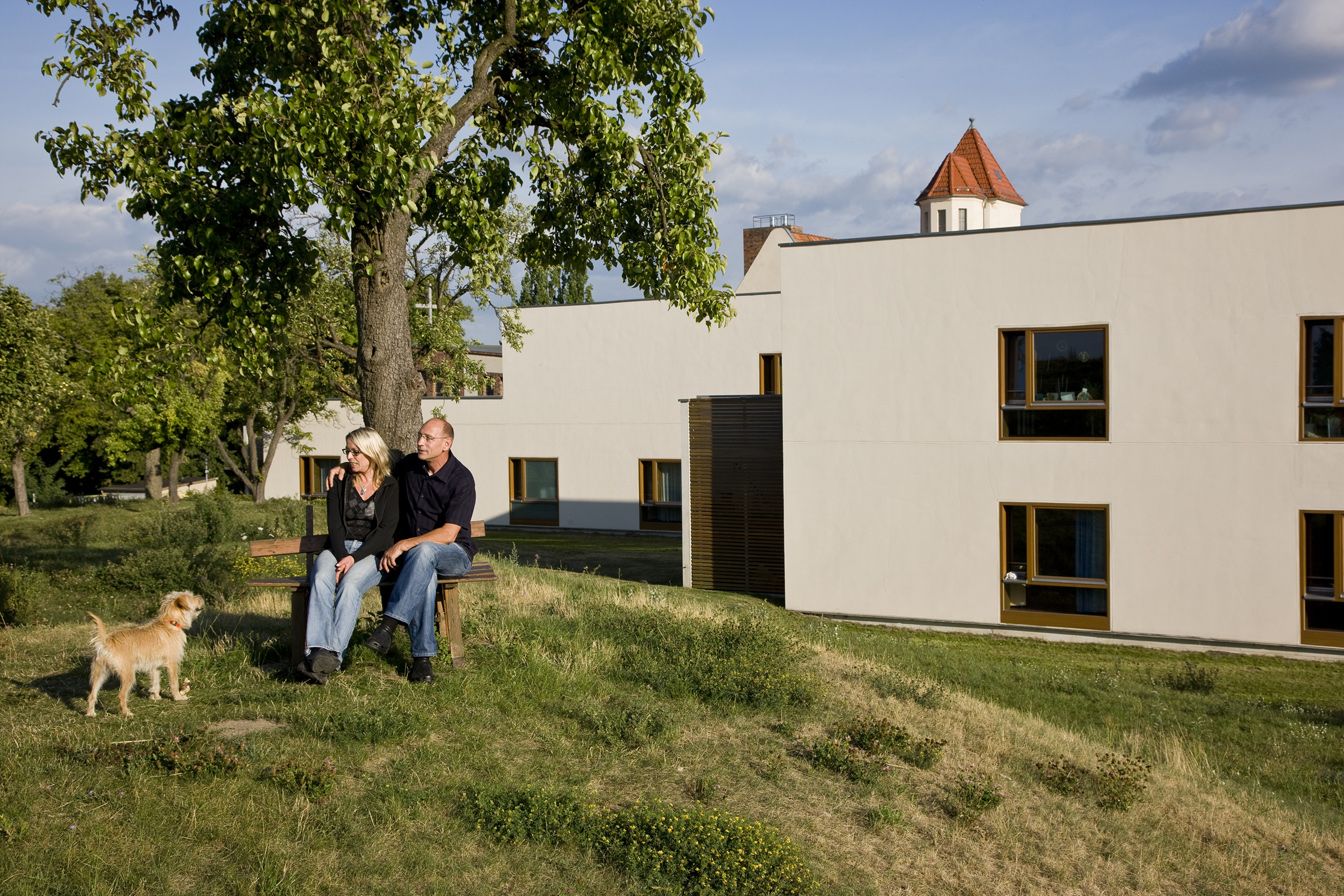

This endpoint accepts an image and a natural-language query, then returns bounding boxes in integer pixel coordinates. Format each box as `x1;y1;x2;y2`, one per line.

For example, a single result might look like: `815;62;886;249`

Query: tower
915;120;1026;233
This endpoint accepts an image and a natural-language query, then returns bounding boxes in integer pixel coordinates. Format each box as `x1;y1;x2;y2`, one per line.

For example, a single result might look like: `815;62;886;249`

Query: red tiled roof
915;126;1025;207
790;230;830;243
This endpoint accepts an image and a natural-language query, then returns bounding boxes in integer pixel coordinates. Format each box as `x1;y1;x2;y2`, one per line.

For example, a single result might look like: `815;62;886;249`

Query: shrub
1094;752;1151;810
871;670;948;709
460;786;816;895
844;716;908;755
572;694;669;747
67;729;246;776
684;776;721;804
599;609;817;710
1162;660;1218;694
809;735;887;785
864;805;904;830
1035;756;1085;796
945;767;1004;819
267;758;337;798
0;564;37;625
899;736;946;771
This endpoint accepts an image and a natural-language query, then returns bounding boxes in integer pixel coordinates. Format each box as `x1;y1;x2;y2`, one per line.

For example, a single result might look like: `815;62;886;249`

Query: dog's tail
87;612;107;649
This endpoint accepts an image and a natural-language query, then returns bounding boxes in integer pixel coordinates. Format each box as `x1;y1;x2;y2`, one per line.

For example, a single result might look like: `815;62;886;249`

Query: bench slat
249;520;486;558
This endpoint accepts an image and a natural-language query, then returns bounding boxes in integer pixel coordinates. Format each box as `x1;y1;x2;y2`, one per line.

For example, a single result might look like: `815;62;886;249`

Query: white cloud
1145;101;1242;153
1126;0;1344;98
1061;91;1095;112
1025;132;1135;176
0;193;153;298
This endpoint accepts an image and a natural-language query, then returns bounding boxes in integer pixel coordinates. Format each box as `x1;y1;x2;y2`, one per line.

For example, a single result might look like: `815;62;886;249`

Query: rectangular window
938;209;947;233
509;458;559;526
1000;326;1107;439
1301;511;1344;646
1302;318;1344;438
299;456;340;498
958;208;968;231
760;353;782;395
639;459;682;531
1001;503;1109;630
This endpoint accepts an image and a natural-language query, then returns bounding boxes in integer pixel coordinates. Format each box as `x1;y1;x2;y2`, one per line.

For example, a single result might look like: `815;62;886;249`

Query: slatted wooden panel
688;395;784;595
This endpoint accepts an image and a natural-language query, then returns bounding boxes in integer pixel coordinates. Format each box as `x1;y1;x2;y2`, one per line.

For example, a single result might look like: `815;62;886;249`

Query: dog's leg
86;659;110;717
116;665;135;717
167;660;188;701
148;666;163;700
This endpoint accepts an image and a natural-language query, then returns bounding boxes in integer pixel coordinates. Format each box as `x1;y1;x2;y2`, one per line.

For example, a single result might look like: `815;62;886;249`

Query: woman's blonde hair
346;427;392;489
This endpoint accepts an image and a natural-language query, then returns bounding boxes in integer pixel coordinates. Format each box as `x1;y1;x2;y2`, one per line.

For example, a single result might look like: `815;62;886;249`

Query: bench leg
291;585;310;668
436;582;465;668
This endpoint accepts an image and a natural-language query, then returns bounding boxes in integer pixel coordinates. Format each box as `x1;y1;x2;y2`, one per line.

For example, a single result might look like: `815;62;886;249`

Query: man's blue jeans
307;540;384;663
383;541;472;657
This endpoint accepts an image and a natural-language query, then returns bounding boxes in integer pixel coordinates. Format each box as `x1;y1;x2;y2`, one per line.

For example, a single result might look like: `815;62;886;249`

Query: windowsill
1000;608;1110;632
1301;628;1344;648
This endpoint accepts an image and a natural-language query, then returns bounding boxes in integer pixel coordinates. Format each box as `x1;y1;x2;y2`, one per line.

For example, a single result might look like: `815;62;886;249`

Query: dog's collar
169;620;183;628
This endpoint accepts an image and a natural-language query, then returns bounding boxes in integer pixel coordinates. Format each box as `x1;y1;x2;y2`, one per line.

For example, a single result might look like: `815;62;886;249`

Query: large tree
0;278;69;516
34;0;734;452
516;260;594;306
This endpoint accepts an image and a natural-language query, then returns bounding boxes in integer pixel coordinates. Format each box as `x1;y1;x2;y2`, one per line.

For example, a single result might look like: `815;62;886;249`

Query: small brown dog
85;591;205;717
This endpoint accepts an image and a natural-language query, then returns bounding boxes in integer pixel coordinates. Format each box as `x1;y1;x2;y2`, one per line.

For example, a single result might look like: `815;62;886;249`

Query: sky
4;0;1344;343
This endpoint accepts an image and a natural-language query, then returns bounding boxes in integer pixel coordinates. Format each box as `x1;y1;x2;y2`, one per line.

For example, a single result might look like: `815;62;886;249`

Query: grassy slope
1;506;1343;893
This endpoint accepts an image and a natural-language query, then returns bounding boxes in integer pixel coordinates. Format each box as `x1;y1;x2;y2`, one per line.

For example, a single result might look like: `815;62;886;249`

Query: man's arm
378;522;462;573
325;462;349;490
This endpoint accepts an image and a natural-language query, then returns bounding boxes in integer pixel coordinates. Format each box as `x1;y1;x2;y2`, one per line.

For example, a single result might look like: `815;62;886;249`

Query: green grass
2;503;1344;894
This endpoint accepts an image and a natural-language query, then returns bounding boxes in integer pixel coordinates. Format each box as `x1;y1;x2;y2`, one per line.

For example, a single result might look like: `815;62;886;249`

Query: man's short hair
424;417;454;441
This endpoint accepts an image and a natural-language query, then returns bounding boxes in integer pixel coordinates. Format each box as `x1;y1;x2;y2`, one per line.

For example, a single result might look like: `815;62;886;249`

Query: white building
273;127;1344;655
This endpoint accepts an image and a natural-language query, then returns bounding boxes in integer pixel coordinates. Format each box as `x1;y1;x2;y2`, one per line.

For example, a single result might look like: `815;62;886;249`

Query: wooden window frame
1301;510;1344;647
508;457;559;526
299;456;340;499
999;325;1109;441
1000;502;1110;631
759;353;782;395
1300;316;1344;440
638;459;682;531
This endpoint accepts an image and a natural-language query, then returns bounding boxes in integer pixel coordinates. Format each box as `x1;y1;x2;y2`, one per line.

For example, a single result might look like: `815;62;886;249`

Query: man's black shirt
393;452;477;559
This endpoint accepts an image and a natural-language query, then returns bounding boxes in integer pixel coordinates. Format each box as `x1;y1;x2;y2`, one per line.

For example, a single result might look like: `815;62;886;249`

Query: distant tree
516;263;594;307
33;0;734;453
0;278;69;516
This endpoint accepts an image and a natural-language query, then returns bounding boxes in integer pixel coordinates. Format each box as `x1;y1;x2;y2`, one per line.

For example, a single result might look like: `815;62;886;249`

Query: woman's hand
334;554;355;583
325;463;349;490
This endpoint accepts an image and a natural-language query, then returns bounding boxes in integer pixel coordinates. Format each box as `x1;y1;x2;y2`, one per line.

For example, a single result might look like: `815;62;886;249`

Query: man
334;417;476;682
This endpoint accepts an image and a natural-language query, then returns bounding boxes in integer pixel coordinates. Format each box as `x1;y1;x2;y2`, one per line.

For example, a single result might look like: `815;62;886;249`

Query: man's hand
380;539;415;573
334;554;355;583
325;463;349;490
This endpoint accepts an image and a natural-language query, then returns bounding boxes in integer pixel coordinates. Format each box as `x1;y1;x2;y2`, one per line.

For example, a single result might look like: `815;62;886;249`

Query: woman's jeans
307;540;383;663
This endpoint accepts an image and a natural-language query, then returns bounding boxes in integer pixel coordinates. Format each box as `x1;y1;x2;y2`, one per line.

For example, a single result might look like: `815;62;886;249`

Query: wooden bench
246;509;494;669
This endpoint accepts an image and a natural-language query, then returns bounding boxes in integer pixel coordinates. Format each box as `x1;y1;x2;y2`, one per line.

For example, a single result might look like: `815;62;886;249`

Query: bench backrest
249;520;486;558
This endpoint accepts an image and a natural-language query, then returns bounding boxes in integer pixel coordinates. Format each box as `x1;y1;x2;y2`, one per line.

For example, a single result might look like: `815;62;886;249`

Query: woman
299;427;400;684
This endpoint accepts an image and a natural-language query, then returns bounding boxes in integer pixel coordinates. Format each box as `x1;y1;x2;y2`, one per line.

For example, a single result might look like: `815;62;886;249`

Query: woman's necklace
356;475;372;498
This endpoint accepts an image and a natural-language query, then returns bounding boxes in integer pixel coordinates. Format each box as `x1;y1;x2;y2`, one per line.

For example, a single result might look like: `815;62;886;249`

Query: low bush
1034;752;1151;811
871;670;948;709
267;758;337;798
572;694;669;747
945;767;1005;819
1162;660;1218;694
459;786;816;895
1094;752;1152;810
66;728;246;776
595;608;818;710
0;564;38;625
1035;756;1085;796
809;735;888;784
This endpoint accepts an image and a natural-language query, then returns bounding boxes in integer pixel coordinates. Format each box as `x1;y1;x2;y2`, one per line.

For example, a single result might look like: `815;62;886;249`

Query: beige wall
779;203;1344;648
272;293;784;536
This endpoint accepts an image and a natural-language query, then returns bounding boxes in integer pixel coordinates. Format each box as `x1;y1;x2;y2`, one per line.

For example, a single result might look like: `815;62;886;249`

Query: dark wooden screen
688;395;784;595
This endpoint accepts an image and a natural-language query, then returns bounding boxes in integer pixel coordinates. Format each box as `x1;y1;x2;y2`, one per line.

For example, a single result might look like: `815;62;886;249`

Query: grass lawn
2;501;1344;894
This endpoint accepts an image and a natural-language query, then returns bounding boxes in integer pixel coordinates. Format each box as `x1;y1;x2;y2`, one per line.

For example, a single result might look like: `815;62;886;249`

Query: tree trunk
12;450;29;517
352;210;426;455
145;447;162;501
167;450;182;506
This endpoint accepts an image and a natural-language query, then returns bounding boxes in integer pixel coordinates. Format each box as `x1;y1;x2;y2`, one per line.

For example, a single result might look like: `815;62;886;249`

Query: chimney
743;213;799;276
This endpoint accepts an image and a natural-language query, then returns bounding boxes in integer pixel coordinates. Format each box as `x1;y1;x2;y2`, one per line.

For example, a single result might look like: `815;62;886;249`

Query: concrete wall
779;203;1344;648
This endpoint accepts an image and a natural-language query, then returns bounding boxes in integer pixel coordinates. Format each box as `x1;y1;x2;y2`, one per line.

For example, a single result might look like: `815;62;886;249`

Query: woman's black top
325;474;399;563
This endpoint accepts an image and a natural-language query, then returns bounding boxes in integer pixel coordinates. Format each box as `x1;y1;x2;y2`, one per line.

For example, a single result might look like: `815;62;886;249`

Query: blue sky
4;1;1344;342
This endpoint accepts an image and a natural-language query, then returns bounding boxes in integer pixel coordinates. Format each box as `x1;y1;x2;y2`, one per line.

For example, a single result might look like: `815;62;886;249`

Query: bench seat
246;518;493;669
